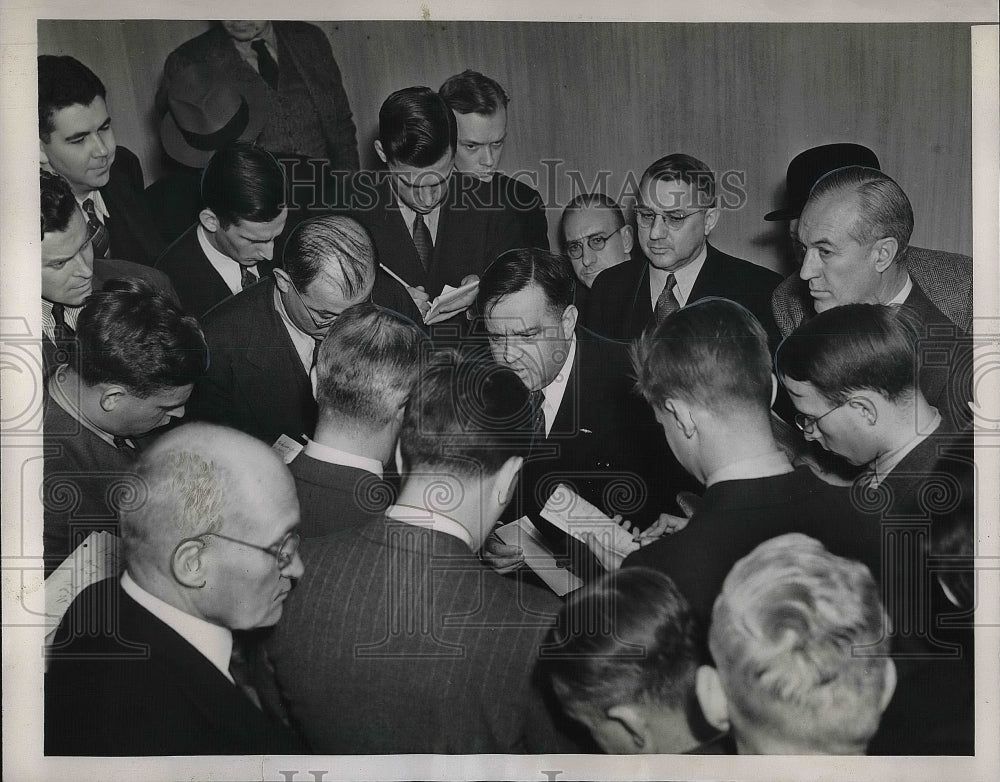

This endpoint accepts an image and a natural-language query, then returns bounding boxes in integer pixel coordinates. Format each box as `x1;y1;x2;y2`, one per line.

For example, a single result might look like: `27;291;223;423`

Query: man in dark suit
783;166;972;427
289;302;427;537
160;21;359;170
43;280;207;576
775;303;974;755
560;192;634;312
46;423;307;755
156;141;288;318
39;55;165;266
439;69;549;248
40;170;179;380
586;153;781;345
337;86;528;325
475;249;690;577
267;354;582;753
763;143;973;334
187;214;418;446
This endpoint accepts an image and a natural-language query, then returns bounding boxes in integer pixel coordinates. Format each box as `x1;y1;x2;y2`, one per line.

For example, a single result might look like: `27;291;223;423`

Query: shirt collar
121;570;234;683
706;449;793;487
885;273;913;306
47;368;125;449
540;336;577;437
229;23;278;60
648;243;708;308
197;225;257;296
870;409;942;488
41;298;83;341
385;504;475;551
303;438;383;478
75;190;108;219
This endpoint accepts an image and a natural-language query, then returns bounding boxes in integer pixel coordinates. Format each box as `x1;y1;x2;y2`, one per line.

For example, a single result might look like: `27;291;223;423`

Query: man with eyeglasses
586;153;781;345
560;192;633;315
622;298;880;624
188;214;417;447
775;302;973;756
46;422;309;755
40;170;179;380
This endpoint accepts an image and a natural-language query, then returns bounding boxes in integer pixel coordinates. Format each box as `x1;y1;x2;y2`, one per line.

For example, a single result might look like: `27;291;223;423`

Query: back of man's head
776;303;920;408
704;533;894;754
200;141;286;228
40;169;78;239
400;351;531;479
439;69;509;115
640;153;716;209
378;86;457;167
38;55;106;142
631;298;773;417
282;214;375;296
807;166;913;260
75;278;207;397
477;247;576;317
316;302;428;428
540;567;705;753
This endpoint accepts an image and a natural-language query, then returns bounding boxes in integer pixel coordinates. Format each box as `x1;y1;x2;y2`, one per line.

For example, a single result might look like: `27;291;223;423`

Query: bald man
45;423;308;755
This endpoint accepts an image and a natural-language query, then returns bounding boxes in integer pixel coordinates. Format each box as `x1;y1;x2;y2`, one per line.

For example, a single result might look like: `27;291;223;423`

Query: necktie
251;40;280;90
51;303;75;342
229;640;263;711
411;212;434;272
309;338;323;397
113;436;136;453
529;389;546;438
654;273;679;325
240;266;259;290
82;198;110;259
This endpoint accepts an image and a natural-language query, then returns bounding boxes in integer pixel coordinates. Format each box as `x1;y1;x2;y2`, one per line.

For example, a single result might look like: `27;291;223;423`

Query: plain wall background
37;20;974;275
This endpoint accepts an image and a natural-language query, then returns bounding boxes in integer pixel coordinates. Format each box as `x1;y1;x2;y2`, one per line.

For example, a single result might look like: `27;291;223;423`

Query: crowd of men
39;20;975;759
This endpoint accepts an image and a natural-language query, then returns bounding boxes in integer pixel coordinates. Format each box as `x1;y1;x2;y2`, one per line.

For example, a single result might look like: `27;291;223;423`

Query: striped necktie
411;212;434;272
240;266;259;290
82;198;110;259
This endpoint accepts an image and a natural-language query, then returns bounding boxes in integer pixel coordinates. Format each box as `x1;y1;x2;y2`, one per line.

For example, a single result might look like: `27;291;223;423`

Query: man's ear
666;399;697;439
171;537;209;589
199;208;220;233
272;267;291;293
770;374;779;407
848;395;879;425
374;139;387;165
878;658;898;714
703;205;721;236
99;385;127;413
561;304;579;339
39;139;52;170
605;703;654;752
695;665;730;733
494;455;523;507
871;237;899;273
620;224;634;254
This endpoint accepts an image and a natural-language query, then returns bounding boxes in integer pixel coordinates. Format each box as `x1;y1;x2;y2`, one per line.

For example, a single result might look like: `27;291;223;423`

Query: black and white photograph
1;2;998;780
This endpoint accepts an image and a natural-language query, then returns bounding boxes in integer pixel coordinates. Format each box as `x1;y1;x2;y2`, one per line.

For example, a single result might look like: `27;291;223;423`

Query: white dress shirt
385;504;475;551
121;570;235;683
76;189;109;224
648;244;708;311
41;299;82;343
303;438;383;478
198;225;259;296
539;337;577;438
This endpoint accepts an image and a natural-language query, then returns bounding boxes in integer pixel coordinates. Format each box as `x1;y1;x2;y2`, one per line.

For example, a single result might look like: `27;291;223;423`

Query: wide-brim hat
160;63;268;168
764;143;881;221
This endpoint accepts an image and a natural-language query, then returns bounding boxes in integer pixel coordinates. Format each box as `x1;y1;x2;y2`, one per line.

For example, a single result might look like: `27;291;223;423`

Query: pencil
379;263;412;289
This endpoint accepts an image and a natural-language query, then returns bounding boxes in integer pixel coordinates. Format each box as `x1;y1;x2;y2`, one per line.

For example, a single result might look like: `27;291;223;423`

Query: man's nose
284;549;305;579
648;215;669;240
799;249;820;280
481;146;495;169
580;245;598;268
91;135;109;158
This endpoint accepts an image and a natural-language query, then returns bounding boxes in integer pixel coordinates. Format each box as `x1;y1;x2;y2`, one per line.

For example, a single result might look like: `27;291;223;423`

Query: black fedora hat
764;143;881;221
160;64;268;168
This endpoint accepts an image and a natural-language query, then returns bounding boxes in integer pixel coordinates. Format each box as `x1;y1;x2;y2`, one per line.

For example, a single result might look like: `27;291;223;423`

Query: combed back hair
640;153;716;209
808;166;913;259
316;302;429;427
560;192;626;234
709;533;891;754
477;248;576;318
378;86;457;166
540;568;703;715
74;278;208;397
400;351;531;478
282;214;375;295
439;69;509;115
631;297;773;415
200;141;286;228
40;169;79;239
775;303;921;406
38;55;106;142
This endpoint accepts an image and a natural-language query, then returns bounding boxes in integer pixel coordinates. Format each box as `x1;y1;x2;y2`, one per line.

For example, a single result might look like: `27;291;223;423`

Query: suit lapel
378;181;428;289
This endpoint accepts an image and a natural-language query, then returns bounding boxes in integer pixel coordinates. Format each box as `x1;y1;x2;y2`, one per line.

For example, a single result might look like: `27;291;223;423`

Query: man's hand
633;512;690;541
406;284;431;320
481;532;525;574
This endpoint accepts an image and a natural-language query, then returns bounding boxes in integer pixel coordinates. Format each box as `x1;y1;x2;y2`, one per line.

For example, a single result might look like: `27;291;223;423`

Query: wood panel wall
38;20;974;274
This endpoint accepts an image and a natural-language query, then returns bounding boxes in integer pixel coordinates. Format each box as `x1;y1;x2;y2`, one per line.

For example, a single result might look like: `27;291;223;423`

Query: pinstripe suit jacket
266;515;587;754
